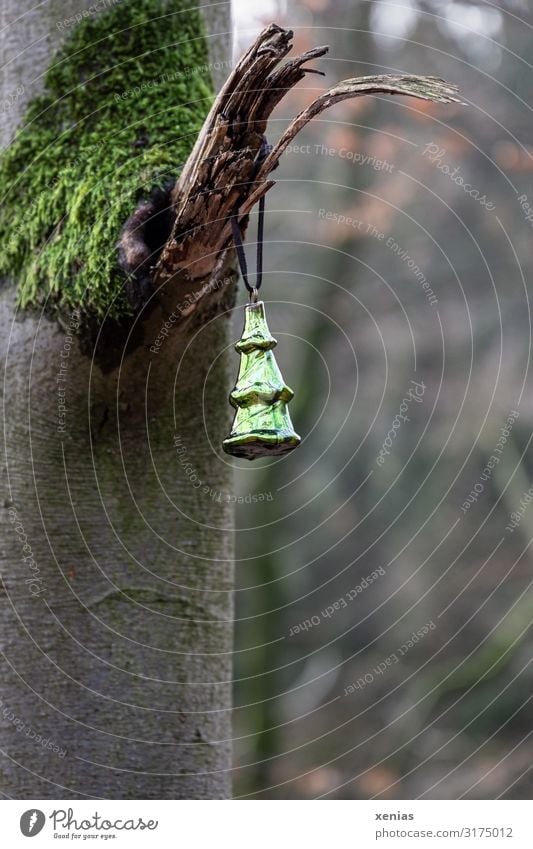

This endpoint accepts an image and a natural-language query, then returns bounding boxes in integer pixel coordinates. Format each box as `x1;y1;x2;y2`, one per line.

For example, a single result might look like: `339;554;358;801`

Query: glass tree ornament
223;299;301;460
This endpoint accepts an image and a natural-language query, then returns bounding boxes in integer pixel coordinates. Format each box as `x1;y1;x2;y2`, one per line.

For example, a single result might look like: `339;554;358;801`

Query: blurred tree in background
230;0;533;799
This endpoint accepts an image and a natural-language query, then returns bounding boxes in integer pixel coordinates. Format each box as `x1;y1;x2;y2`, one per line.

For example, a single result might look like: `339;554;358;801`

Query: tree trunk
0;0;234;799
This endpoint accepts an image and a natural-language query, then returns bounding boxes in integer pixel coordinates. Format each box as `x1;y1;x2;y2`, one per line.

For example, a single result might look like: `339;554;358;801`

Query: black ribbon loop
231;136;271;299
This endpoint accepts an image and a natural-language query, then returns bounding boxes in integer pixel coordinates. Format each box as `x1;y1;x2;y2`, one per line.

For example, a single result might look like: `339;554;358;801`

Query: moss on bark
0;0;213;319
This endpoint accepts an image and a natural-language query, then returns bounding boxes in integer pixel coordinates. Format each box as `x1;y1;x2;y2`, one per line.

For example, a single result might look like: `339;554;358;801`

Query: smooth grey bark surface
0;0;235;799
0;0;92;147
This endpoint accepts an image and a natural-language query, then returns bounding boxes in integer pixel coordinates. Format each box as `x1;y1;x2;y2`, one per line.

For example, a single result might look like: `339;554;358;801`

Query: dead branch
118;24;462;317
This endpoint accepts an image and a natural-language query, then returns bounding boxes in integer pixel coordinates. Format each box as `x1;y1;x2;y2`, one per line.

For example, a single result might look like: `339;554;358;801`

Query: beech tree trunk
0;0;235;799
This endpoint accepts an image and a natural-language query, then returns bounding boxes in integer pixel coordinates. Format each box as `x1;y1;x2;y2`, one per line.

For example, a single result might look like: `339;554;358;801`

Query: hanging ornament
223;139;300;460
223;293;301;460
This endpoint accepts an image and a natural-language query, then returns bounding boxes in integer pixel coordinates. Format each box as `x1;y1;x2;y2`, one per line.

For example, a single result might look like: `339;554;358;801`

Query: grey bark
0;0;235;799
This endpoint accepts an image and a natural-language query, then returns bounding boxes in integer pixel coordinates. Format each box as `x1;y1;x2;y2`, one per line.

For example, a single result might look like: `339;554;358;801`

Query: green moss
0;0;213;319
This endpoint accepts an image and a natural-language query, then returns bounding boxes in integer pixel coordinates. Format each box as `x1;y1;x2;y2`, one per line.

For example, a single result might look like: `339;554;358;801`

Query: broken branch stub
120;24;462;316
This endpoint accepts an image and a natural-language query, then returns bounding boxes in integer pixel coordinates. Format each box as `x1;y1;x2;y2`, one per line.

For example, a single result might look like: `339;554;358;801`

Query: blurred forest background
225;0;533;799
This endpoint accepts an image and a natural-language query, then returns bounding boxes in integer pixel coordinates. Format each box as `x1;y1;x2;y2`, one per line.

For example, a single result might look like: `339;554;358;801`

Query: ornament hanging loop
231;192;266;297
230;136;271;298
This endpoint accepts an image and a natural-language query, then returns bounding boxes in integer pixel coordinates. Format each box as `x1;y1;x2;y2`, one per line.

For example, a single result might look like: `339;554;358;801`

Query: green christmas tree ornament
223;299;301;460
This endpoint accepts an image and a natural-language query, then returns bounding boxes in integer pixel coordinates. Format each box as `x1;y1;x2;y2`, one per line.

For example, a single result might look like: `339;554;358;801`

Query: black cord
231;136;271;302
